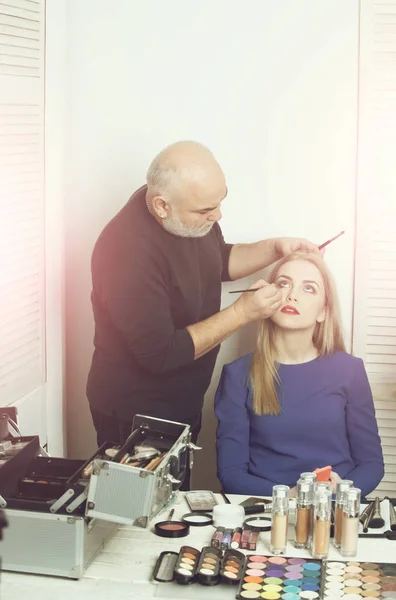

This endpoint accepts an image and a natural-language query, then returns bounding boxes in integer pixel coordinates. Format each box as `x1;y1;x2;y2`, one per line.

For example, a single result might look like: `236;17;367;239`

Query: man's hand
233;279;282;324
273;237;320;258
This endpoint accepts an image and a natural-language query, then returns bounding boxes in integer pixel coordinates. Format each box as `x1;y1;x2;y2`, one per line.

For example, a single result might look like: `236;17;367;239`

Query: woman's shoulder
323;350;363;368
223;353;253;375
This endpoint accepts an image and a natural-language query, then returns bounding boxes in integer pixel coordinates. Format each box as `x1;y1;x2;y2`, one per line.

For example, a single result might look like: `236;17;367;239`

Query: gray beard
162;213;214;238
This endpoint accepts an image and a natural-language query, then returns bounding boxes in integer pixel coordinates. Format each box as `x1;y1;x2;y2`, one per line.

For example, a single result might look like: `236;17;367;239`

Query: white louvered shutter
0;0;46;442
353;0;396;497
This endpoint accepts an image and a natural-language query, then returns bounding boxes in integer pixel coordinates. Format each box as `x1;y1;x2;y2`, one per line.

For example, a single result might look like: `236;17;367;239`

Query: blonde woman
215;253;384;498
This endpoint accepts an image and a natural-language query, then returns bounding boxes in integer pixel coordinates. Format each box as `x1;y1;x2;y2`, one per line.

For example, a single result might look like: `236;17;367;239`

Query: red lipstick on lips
281;305;300;315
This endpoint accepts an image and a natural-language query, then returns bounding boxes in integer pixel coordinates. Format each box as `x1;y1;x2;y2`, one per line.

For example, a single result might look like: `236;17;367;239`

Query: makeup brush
359;501;375;533
388;500;396;532
229;231;345;294
318;230;345;250
368;497;385;529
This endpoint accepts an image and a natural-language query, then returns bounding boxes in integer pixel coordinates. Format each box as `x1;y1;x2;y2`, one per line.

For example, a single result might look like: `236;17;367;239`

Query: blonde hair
249;253;346;415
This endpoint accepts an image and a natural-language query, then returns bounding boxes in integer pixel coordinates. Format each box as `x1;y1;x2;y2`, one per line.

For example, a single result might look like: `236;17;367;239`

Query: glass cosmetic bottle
312;488;332;559
270;485;290;555
333;480;353;548
341;487;361;558
295;478;313;549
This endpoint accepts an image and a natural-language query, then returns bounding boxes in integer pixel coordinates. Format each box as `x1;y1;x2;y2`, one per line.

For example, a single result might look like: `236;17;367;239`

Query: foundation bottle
340;487;361;557
300;472;317;485
270;485;290;555
295;478;313;549
333;479;353;548
312;488;332;559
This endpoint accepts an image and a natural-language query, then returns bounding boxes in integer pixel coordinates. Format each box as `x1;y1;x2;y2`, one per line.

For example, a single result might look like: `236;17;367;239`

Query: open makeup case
0;414;195;578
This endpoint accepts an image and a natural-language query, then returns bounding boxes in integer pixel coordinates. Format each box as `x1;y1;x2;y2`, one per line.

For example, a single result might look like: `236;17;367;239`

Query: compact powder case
243;516;272;531
181;512;213;526
154;507;190;538
152;551;178;582
154;518;189;538
196;546;223;586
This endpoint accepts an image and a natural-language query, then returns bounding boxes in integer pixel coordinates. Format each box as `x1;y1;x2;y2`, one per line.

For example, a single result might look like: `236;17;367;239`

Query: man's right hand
233;279;282;324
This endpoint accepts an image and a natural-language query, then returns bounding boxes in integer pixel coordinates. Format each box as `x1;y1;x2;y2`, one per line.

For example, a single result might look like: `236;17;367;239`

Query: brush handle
389;500;396;532
360;501;375;533
368;497;385;529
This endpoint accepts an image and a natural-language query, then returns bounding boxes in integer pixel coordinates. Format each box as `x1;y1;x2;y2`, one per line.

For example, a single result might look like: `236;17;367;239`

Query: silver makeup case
0;414;194;578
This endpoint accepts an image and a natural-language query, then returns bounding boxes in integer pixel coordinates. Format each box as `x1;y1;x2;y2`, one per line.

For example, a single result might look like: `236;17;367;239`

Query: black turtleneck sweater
87;186;233;421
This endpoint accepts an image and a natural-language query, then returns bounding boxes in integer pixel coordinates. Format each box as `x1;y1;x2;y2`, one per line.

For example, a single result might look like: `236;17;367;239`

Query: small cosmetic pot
196;546;222;586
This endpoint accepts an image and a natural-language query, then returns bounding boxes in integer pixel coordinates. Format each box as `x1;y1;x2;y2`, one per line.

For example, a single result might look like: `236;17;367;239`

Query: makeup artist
215;253;384;498
86;140;319;490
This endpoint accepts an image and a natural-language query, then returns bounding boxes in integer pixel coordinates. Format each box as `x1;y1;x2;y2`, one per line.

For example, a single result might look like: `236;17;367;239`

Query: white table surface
2;494;394;600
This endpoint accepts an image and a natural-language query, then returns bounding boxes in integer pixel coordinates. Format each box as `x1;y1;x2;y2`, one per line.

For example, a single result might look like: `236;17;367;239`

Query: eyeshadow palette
196;545;222;586
220;549;246;584
173;545;200;584
236;555;323;599
322;560;396;599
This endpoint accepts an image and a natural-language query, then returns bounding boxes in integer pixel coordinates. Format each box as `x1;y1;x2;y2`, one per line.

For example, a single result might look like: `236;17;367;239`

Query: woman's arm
344;358;384;497
215;361;278;495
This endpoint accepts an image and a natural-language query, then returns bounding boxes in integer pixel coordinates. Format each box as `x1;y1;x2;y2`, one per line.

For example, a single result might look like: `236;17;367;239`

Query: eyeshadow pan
223;571;238;579
345;579;363;587
262;584;283;592
345;566;363;574
183;552;196;560
246;569;265;577
243;583;262;591
225;566;239;574
268;556;287;565
240;592;261;599
285;565;304;572
288;558;306;565
245;576;264;583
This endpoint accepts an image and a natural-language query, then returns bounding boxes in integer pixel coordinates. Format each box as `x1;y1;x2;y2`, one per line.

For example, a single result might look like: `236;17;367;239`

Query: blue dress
215;351;384;497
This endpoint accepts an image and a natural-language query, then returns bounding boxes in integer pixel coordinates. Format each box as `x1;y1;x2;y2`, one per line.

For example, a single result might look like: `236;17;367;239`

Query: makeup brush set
359;497;396;539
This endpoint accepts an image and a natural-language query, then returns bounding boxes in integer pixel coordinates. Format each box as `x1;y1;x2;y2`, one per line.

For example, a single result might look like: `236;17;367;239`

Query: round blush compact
154;508;190;538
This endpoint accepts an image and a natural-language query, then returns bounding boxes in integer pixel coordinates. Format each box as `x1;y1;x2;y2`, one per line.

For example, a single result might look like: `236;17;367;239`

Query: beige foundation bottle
295;477;314;549
312;488;332;559
270;485;290;555
341;487;361;558
333;479;353;548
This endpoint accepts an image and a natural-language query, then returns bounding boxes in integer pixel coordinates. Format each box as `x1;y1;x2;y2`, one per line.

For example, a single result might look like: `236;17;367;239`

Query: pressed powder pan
154;508;190;538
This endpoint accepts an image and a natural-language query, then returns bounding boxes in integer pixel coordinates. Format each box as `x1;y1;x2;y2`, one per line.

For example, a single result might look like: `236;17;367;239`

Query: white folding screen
354;0;396;497
0;0;47;442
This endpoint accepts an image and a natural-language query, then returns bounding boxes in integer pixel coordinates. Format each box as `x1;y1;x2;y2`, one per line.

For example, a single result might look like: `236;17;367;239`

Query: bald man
87;141;319;489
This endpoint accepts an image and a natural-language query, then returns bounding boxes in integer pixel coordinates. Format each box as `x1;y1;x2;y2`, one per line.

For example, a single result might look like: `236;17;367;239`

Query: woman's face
270;259;326;331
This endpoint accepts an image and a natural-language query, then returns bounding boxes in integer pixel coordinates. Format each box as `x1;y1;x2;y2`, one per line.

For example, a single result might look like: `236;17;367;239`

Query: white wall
63;0;359;490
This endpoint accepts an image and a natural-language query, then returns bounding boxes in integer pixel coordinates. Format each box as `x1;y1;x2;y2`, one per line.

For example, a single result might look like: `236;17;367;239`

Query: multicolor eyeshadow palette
322;560;396;599
236;555;323;599
237;558;396;599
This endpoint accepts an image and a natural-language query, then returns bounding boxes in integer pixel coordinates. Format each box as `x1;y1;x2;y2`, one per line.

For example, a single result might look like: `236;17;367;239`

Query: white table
2;494;394;600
